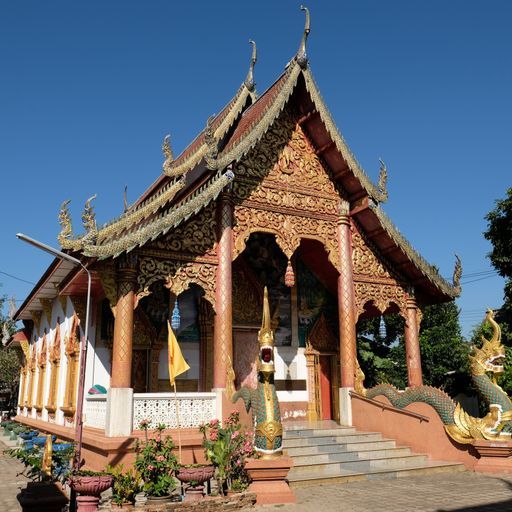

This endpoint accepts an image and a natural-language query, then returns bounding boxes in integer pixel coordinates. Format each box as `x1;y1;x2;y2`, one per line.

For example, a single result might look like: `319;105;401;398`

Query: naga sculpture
232;287;283;458
357;310;512;444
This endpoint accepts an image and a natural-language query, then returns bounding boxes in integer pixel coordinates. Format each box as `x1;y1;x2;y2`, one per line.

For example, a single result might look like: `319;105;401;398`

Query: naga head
258;287;275;376
470;310;506;377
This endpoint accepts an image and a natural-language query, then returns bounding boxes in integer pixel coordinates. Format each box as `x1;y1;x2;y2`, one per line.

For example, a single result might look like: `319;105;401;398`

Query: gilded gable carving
137;257;216;310
232;206;339;270
236;109;338;198
351;231;392;279
354;282;407;320
150;203;217;257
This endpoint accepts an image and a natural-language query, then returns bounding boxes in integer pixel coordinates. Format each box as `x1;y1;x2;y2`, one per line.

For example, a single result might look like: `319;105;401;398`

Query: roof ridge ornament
162;134;174;174
204;114;219;169
453;254;462;296
58;199;74;247
378;158;388;202
82;194;98;237
296;5;310;69
244;40;257;92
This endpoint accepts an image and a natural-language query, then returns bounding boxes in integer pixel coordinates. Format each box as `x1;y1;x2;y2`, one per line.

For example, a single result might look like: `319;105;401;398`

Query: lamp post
16;233;91;474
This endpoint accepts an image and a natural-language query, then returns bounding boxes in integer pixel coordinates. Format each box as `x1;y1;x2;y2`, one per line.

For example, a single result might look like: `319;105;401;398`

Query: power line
0;270;36;286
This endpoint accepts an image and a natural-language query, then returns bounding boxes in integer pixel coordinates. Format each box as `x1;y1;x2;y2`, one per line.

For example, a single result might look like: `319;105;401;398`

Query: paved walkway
0;437;29;511
267;472;512;512
1;435;512;511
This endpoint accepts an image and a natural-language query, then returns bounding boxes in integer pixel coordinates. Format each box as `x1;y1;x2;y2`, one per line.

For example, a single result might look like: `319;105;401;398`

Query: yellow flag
167;320;190;386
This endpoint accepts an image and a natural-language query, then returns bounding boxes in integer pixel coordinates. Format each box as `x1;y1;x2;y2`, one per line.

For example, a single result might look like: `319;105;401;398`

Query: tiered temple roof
16;11;460;321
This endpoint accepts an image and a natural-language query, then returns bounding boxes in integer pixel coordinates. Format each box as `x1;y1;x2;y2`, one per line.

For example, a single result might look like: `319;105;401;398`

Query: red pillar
404;295;423;387
337;207;357;388
213;192;233;389
111;256;137;388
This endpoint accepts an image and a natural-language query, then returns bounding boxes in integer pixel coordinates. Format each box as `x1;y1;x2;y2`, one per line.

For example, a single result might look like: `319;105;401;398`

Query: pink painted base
245;457;295;505
472;440;512;474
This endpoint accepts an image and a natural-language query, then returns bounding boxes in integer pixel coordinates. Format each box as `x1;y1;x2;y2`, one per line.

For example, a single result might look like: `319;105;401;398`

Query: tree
481;187;512;395
357;301;471;397
0;294;20;413
416;301;471;397
484;187;512;341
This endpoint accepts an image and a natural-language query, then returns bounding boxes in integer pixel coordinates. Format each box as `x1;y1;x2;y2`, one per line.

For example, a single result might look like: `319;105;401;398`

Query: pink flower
209;419;219;427
209;431;218;441
147;464;155;471
231;431;239;440
236;459;241;467
156;455;165;462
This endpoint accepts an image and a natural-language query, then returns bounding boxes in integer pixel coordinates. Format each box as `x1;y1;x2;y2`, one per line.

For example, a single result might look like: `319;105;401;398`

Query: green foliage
199;412;254;495
134;421;177;497
106;464;141;505
6;443;74;482
417;302;471;396
358;302;471;396
0;294;20;412
357;314;404;388
484;187;512;342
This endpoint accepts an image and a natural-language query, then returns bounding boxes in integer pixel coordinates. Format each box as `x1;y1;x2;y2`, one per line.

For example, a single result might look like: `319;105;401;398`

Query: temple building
13;16;460;467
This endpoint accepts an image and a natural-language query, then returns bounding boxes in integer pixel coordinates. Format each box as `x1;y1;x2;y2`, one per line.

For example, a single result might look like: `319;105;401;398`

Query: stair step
291;446;412;466
284;432;383;448
285;439;397;457
289;453;428;476
288;461;467;487
283;427;356;439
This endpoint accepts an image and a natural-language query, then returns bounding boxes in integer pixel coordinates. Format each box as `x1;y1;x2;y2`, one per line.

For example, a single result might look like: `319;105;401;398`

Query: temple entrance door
319;355;332;420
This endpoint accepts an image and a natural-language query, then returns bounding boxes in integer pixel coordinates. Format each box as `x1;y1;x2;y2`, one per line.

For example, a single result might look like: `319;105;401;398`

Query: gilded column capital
337;201;350;226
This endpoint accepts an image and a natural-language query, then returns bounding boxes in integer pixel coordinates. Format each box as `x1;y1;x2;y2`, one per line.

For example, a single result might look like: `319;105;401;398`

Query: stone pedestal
472;440;512;474
105;387;133;437
244;457;295;505
339;387;352;426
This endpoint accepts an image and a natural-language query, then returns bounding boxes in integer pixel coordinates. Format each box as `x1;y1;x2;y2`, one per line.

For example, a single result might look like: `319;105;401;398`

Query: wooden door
132;349;148;393
319;355;332;420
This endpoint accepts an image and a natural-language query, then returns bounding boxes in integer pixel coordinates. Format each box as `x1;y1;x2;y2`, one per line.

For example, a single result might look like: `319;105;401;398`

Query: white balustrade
84;396;107;430
133;392;217;430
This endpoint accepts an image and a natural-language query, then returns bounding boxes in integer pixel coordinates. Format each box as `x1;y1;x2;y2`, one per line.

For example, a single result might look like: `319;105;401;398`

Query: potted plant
106;464;141;508
176;463;215;501
199;412;254;496
68;469;114;512
134;420;178;502
7;441;73;512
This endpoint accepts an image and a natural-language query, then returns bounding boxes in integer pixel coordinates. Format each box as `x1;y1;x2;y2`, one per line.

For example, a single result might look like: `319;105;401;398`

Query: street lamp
16;233;91;474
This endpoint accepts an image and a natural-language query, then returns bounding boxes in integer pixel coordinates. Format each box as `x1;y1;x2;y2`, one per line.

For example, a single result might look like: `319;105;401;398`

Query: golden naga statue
357;310;512;444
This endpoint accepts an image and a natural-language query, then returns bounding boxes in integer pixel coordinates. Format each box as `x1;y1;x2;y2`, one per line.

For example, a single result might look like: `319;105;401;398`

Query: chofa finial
204;115;219;169
378;158;388;202
453;254;462;294
82;194;97;235
296;5;310;69
244;40;257;91
58;199;74;246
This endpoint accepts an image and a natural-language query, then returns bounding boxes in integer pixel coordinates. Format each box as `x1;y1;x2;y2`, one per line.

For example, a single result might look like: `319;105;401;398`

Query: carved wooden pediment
307;313;337;352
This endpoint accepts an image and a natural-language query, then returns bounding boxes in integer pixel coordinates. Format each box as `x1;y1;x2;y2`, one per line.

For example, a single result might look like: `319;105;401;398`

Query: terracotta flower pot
176;464;215;485
68;475;113;512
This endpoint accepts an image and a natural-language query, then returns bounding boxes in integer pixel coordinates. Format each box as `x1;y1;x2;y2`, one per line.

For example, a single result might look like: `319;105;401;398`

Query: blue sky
1;1;510;337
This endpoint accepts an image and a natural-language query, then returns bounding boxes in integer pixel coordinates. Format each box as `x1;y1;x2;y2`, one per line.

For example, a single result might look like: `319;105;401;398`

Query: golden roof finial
453;254;462;295
204;115;219;169
378;158;388;202
244;40;257;91
58;199;74;246
82;194;97;235
296;5;311;69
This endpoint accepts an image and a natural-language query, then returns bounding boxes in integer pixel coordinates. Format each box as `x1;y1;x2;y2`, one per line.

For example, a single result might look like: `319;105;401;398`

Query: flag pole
173;381;182;464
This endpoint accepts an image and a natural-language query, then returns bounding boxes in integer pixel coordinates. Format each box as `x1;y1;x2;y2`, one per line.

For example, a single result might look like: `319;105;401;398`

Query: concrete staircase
283;421;465;487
